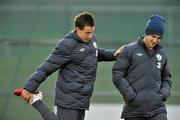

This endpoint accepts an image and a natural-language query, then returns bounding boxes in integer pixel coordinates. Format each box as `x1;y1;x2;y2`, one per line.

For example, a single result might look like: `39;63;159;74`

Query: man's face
143;35;161;49
76;26;95;42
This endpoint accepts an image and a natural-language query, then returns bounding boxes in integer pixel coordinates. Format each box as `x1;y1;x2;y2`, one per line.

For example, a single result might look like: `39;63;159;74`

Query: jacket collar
138;36;162;50
138;36;162;56
72;30;85;43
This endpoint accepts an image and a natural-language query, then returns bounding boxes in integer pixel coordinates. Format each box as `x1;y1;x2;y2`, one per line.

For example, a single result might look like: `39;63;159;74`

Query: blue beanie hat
145;14;165;38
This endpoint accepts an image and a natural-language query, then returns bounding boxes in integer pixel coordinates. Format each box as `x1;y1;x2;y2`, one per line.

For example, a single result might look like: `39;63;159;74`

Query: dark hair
74;12;95;30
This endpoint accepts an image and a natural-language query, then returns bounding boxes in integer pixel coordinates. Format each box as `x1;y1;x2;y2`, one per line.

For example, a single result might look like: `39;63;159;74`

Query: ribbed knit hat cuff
145;28;163;38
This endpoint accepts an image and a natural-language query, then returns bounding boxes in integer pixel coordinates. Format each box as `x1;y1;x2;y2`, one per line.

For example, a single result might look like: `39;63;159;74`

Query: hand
21;89;33;103
159;93;164;100
114;45;126;57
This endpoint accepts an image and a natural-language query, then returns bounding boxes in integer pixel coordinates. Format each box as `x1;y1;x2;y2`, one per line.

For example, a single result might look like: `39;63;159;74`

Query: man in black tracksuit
112;15;172;120
21;12;122;120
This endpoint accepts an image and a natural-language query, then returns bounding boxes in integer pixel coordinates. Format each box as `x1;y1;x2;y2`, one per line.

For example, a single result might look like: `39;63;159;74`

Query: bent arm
97;48;115;61
112;49;136;102
159;59;172;101
24;41;71;92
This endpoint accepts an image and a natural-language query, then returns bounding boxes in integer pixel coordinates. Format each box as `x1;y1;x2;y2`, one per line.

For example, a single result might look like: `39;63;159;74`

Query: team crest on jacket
93;42;98;56
156;54;162;61
156;54;162;69
93;42;97;49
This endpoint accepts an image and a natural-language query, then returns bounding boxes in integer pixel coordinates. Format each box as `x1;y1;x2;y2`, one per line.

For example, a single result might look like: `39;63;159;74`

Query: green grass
0;45;180;119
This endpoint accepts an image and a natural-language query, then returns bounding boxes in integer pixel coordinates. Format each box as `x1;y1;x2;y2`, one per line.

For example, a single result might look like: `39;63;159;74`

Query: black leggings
32;100;85;120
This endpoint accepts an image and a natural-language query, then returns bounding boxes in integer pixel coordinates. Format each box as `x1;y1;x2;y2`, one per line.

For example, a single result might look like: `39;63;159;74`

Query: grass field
0;44;180;119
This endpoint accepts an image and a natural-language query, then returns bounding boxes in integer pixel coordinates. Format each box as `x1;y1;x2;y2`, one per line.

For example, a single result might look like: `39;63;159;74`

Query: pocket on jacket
124;91;147;113
146;91;163;103
62;81;83;93
148;91;164;110
129;91;146;107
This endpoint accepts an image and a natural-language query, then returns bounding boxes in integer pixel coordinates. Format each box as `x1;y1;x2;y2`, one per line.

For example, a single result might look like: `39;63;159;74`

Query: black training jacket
112;36;172;118
24;30;115;110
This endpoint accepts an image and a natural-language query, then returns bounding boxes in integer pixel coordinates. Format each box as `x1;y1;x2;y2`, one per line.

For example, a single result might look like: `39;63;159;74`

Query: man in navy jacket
21;12;122;120
112;15;172;120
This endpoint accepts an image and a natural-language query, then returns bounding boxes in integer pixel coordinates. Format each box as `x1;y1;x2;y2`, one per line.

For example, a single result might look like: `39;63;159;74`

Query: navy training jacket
24;30;116;110
112;36;172;118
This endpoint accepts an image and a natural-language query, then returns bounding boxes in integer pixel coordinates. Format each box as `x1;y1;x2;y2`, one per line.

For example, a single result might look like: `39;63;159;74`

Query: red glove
14;88;23;96
13;88;39;96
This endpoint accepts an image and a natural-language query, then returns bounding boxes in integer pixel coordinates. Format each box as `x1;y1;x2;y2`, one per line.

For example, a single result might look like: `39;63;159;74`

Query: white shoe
30;91;43;105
